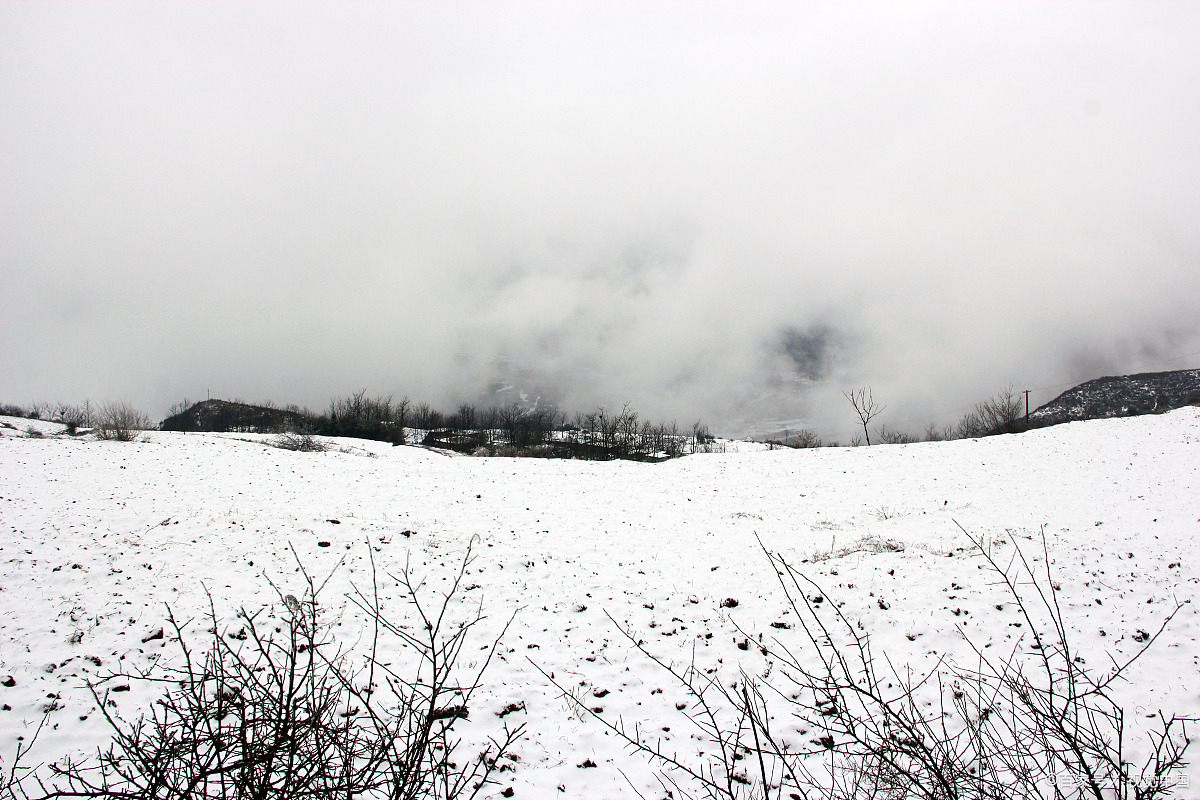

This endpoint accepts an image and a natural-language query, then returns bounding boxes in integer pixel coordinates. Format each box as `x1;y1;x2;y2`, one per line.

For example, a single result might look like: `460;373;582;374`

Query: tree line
4;384;1030;457
154;390;712;461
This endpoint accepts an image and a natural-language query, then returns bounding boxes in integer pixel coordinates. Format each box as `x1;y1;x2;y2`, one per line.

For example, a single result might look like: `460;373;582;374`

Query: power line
1026;350;1200;395
1144;349;1200;368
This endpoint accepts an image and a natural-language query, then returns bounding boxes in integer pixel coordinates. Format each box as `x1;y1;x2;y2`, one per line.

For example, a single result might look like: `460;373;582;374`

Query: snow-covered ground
1;409;1198;797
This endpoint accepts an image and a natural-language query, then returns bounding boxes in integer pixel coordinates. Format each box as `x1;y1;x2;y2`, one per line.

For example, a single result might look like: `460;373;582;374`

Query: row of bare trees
3;399;153;440
565;405;711;459
313;391;709;460
2;400;96;432
424;401;710;460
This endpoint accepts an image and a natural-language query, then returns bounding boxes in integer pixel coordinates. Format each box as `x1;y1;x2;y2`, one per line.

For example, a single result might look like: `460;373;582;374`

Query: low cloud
2;2;1198;438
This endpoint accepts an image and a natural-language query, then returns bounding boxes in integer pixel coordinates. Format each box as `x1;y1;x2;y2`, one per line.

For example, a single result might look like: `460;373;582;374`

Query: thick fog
3;1;1198;438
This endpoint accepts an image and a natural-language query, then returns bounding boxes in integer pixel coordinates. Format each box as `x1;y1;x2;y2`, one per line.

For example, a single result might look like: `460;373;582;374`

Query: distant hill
160;399;311;433
1029;368;1200;428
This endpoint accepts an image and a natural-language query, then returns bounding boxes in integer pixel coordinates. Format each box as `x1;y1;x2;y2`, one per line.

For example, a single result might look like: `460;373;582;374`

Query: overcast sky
2;1;1198;438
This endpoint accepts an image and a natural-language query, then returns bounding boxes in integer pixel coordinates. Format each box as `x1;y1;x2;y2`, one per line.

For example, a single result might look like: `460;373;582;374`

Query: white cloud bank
2;1;1198;436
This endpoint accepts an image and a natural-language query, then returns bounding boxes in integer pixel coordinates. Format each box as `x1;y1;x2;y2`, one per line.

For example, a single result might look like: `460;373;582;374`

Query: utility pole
1023;389;1031;422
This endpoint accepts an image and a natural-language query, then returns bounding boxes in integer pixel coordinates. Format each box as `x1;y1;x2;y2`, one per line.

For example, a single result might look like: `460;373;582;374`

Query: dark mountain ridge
1029;368;1200;428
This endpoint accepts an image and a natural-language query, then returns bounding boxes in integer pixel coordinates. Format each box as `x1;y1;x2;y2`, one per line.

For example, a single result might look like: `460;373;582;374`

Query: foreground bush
10;544;520;800
95;400;153;442
556;527;1192;800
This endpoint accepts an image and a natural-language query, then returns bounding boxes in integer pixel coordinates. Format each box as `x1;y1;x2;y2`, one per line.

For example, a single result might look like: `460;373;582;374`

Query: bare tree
27;401;51;421
615;404;639;458
497;403;524;447
922;422;953;442
843;387;885;446
395;395;411;431
165;398;192;420
411;402;433;430
454;402;477;432
665;420;681;457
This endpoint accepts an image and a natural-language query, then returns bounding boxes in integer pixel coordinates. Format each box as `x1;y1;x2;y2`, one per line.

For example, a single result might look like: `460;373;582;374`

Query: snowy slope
1;411;1198;797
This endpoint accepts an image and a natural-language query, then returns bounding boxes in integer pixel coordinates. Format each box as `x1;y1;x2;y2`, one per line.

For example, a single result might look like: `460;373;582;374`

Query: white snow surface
1;410;1199;797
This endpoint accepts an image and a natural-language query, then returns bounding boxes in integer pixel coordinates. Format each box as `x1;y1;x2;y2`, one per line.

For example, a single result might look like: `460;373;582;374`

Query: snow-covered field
1;409;1198;797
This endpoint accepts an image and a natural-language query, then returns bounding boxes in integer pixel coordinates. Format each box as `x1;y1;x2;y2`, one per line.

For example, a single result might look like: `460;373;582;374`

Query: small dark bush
0;403;27;418
792;429;822;448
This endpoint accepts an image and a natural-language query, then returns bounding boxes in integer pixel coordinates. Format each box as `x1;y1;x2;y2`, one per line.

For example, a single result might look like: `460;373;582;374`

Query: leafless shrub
565;528;1192;800
955;411;986;439
15;543;521;800
974;384;1023;434
874;425;917;445
271;432;327;452
767;430;824;449
807;533;904;563
95;400;153;442
792;429;822;448
956;385;1024;439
